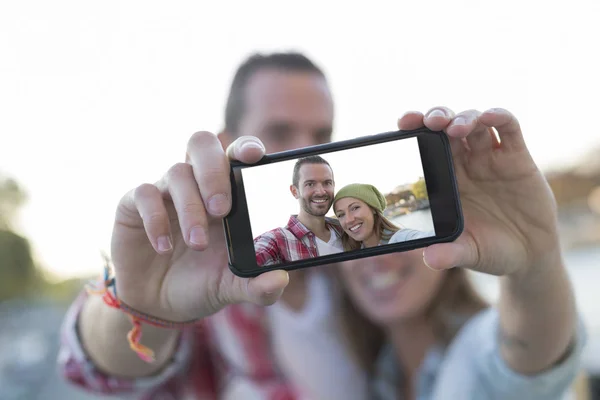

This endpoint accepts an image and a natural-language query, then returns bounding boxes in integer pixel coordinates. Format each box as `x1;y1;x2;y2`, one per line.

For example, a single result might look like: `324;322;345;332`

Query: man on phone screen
254;155;345;266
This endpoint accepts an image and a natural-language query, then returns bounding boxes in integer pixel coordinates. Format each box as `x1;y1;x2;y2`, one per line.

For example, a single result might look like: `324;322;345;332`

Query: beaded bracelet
85;254;197;363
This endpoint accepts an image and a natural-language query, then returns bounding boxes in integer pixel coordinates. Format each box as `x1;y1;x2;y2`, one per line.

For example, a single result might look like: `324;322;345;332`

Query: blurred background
1;0;599;398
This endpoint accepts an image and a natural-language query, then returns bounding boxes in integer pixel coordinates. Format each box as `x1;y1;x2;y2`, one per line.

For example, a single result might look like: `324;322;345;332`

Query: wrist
85;258;198;363
509;238;564;277
502;248;566;293
79;294;183;377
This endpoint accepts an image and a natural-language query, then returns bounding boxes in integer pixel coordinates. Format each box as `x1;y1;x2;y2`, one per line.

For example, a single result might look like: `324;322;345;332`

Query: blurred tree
0;174;86;303
0;176;27;230
547;172;600;207
411;177;428;200
0;230;37;301
0;174;37;301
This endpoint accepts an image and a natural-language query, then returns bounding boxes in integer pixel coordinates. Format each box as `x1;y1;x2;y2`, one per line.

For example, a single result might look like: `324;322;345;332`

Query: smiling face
338;250;446;326
292;163;335;216
334;197;378;246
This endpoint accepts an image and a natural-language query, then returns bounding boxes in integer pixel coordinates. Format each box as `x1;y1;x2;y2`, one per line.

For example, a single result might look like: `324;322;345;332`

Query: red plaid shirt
254;215;344;266
59;292;305;399
58;216;343;399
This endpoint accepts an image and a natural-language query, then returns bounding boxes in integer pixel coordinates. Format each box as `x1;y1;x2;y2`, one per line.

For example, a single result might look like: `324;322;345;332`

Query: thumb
422;237;479;271
225;136;266;163
238;270;290;306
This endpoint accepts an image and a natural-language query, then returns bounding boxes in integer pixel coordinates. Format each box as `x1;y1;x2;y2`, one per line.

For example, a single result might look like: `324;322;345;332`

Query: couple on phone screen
253;154;433;267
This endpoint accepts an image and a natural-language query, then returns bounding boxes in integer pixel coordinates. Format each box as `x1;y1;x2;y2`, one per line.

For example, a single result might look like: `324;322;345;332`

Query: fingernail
190;226;207;246
399;110;418;119
208;193;229;215
240;137;265;151
158;236;172;252
245;142;265;151
427;109;446;119
452;116;467;126
264;288;284;298
422;249;436;271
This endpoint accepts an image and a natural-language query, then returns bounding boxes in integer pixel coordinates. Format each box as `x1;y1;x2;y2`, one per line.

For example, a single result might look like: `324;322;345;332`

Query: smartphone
223;126;463;277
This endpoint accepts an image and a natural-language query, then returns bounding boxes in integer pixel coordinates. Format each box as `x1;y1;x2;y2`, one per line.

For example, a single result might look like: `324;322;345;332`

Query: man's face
295;163;335;217
235;68;334;153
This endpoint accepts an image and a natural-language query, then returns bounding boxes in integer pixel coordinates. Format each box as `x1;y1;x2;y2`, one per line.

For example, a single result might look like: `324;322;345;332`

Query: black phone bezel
223;127;463;278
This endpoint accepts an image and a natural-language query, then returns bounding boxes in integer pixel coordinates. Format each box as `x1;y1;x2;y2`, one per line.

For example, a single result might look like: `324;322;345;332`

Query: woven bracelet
85;255;198;363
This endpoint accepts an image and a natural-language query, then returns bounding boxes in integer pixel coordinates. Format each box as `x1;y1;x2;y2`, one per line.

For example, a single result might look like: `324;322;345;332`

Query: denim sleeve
432;307;587;400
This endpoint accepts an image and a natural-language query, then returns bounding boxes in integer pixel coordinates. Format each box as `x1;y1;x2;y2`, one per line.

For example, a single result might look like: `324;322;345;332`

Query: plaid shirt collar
286;215;344;240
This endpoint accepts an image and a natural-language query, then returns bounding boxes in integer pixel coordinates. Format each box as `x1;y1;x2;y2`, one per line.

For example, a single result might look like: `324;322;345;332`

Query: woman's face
334;197;378;245
338;249;446;326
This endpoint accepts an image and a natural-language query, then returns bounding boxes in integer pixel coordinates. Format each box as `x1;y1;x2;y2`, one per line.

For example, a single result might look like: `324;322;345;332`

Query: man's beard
301;195;332;217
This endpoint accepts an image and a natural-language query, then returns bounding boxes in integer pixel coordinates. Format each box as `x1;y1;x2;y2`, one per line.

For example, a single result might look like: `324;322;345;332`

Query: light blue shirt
387;228;435;243
371;308;587;399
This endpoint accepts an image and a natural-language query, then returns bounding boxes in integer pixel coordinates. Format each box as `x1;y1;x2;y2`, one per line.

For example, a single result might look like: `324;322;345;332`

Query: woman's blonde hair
340;208;400;251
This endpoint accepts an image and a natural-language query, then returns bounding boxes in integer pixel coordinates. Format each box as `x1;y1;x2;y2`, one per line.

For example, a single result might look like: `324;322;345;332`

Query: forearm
498;251;577;375
79;294;181;378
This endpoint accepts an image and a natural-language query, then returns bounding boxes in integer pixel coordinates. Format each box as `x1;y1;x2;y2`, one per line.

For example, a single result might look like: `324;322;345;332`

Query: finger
423;106;456;132
445;109;481;138
448;136;469;160
422;236;479;271
130;183;174;255
479;108;527;152
448;110;500;153
186;131;233;218
163;163;209;250
225;135;266;163
398;109;468;162
231;270;290;306
247;270;290;305
397;111;425;130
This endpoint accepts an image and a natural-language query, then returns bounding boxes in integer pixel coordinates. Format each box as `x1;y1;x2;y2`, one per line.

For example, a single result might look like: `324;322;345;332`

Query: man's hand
398;107;560;277
110;132;289;323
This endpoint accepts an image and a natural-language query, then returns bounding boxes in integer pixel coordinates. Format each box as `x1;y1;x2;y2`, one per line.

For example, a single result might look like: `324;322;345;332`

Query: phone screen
225;128;462;277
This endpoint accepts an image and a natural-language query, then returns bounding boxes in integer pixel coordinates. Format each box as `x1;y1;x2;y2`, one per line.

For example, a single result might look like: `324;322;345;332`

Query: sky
242;137;422;237
1;0;599;280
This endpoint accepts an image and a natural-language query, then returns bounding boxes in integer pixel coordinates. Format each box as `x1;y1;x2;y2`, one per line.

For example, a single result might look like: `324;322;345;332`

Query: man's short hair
292;155;332;188
224;52;326;135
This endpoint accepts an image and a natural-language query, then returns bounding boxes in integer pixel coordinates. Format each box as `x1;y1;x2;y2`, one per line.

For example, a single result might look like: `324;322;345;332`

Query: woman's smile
348;221;363;235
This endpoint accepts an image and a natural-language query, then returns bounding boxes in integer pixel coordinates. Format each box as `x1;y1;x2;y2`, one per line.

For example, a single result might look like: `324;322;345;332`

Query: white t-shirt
267;270;368;400
314;227;344;256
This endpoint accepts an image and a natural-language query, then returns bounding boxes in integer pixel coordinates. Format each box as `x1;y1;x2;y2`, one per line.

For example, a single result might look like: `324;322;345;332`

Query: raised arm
398;107;579;375
59;133;290;394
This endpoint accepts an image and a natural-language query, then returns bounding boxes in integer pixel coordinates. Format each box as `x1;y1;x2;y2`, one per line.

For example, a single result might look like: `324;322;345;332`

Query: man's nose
313;184;326;195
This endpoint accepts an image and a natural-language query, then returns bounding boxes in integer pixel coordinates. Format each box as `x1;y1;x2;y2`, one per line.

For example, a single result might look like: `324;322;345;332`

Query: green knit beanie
333;183;388;212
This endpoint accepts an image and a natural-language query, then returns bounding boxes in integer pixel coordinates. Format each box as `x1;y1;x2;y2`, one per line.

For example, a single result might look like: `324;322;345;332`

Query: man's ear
290;184;299;199
217;130;235;151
